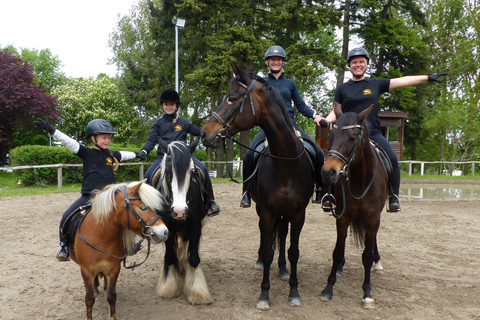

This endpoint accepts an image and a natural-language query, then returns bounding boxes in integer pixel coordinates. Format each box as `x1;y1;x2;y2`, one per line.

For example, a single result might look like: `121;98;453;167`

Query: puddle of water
400;185;480;201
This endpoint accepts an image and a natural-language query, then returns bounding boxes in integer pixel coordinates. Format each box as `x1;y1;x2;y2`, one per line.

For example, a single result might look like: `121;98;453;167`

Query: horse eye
139;206;147;211
227;96;236;105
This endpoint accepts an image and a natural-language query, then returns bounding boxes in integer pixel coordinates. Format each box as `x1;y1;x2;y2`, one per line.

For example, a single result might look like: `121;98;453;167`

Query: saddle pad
62;205;91;247
370;140;392;181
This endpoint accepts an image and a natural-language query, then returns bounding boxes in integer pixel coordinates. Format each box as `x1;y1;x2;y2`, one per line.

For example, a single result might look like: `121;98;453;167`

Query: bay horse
201;62;315;310
153;137;214;305
68;180;169;320
320;102;387;309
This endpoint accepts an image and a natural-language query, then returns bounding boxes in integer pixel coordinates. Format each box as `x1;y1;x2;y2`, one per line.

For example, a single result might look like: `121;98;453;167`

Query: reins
326;125;378;219
77;186;162;270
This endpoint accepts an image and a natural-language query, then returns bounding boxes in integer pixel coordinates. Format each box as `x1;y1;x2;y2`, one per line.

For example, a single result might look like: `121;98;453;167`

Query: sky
0;0;139;78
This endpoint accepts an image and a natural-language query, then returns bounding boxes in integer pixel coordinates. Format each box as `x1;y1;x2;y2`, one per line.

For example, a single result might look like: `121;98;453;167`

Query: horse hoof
288;297;302;307
374;262;384;273
320;292;332;302
279;270;289;280
255;261;263;270
257;300;270;310
336;270;344;277
361;297;375;309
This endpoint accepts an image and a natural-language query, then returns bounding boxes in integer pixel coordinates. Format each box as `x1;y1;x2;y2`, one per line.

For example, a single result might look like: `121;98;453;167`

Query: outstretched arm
390;72;448;90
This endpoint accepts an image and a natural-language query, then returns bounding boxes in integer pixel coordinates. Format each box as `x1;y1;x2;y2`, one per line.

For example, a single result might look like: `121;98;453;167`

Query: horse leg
278;217;289;280
93;274;100;297
80;268;96;320
105;265;120;320
157;237;180;298
184;229;213;305
373;239;384;273
320;220;348;302
257;218;274;310
287;217;304;307
361;229;378;309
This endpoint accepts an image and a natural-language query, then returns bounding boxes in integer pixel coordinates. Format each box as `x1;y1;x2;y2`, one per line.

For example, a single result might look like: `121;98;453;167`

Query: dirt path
1;182;479;319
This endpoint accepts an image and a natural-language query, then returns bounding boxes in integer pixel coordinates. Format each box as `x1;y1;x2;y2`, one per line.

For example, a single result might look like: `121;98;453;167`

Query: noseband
211;78;257;139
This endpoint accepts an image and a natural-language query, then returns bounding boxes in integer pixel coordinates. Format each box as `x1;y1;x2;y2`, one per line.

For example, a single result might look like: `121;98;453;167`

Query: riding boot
240;155;252;208
55;239;70;262
387;168;401;212
205;177;220;217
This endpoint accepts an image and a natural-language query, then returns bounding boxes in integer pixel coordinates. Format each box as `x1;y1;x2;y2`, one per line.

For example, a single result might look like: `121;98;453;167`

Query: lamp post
175;17;186;93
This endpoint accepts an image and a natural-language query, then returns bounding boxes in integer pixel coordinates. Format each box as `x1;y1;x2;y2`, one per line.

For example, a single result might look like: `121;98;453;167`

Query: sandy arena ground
0;182;479;320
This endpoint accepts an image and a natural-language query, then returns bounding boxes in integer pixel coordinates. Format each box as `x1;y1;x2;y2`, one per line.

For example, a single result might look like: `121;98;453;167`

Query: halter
326;124;378;219
78;186;162;270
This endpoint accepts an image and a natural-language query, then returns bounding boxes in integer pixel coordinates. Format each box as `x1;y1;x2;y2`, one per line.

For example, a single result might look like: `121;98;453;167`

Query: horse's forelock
168;142;192;190
130;181;164;212
337;112;359;129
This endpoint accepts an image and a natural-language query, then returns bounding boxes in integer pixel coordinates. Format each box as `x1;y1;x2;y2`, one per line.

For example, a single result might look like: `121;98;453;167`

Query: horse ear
231;61;250;84
333;102;343;119
231;61;241;76
157;136;168;154
358;104;374;123
189;136;200;154
133;179;146;195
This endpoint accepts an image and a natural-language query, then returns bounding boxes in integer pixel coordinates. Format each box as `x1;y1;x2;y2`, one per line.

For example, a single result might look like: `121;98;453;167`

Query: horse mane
160;141;193;191
90;181;164;222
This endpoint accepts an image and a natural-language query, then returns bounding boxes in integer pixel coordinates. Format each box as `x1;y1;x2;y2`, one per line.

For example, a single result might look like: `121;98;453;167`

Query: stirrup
386;194;401;212
321;194;336;212
207;201;221;217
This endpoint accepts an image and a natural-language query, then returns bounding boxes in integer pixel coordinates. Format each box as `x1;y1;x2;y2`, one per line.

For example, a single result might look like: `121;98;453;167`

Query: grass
1;170;479;198
0;170;237;198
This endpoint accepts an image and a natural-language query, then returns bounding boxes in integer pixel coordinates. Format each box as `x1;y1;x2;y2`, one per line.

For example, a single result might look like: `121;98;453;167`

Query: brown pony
320;102;387;309
69;180;169;320
201;62;315;310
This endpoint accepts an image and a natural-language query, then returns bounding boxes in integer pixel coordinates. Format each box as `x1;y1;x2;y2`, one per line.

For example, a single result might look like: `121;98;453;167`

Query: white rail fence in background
1;160;478;190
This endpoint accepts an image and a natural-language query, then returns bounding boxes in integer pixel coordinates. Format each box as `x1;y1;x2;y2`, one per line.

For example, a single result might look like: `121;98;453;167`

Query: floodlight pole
175;17;186;93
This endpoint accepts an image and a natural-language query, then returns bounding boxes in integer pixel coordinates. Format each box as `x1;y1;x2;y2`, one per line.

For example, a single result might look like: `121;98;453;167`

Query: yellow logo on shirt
106;157;113;166
175;124;182;131
363;89;372;95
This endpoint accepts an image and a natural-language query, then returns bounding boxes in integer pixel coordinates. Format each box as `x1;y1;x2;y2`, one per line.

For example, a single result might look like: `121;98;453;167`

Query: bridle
210;77;306;162
326;124;378;219
78;186;162;270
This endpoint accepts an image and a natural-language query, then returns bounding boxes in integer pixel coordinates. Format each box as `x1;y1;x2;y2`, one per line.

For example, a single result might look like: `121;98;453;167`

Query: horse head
321;103;373;185
201;61;263;148
158;137;199;220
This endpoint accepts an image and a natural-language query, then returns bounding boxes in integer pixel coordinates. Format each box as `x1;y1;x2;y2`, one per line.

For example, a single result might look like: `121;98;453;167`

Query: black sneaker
55;246;70;262
240;192;251;208
312;189;322;204
387;195;401;212
207;200;221;217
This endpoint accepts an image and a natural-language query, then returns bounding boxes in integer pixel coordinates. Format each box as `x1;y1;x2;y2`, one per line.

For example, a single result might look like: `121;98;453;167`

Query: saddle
370;139;392;182
61;205;91;248
252;136;316;174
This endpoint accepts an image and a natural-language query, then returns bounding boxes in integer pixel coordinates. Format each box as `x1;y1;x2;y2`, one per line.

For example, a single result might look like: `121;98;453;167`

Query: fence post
408;161;412;177
139;163;144;180
472;162;475;178
57;166;63;190
420;162;424;176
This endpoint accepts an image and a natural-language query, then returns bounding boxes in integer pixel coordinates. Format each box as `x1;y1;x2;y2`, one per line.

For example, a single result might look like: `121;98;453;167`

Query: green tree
51;76;138;144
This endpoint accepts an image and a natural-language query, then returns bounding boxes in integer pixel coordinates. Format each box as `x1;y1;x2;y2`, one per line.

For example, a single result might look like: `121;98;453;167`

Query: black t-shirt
76;145;121;195
334;78;390;134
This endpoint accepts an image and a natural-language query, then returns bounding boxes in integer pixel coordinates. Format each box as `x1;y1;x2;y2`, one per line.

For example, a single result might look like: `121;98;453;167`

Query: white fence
1;160;478;190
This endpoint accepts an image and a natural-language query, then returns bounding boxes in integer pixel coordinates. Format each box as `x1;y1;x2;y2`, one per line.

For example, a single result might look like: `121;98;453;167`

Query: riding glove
34;118;56;135
428;72;448;83
135;150;147;160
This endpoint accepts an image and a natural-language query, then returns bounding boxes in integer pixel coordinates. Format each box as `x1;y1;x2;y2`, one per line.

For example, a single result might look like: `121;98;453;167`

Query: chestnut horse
201;62;315;310
69;180;169;320
154;137;214;305
320;102;387;308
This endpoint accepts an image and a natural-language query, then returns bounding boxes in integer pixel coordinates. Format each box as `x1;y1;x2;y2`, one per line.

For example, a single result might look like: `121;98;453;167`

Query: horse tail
350;219;365;248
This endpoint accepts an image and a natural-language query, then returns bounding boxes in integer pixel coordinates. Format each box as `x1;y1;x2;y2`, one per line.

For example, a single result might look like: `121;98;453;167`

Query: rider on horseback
136;89;220;217
320;47;448;212
240;45;327;208
34;118;144;261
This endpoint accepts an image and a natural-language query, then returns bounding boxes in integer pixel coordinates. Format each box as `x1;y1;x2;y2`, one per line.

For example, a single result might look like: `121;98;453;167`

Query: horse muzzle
150;224;169;243
321;167;341;185
201;130;223;148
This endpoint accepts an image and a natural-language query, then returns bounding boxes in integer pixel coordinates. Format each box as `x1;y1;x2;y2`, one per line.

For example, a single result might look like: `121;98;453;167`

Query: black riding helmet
160;89;181;104
346;47;370;65
264;45;287;61
85;119;117;139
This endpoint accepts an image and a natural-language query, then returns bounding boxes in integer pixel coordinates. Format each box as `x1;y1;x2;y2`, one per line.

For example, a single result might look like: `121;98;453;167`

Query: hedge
10;142;208;187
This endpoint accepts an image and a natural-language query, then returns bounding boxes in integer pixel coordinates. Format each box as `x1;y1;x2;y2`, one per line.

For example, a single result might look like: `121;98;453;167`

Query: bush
9;143;158;187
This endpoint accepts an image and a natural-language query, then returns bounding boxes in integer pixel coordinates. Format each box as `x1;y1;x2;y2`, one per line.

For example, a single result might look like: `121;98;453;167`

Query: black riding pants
58;194;90;246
